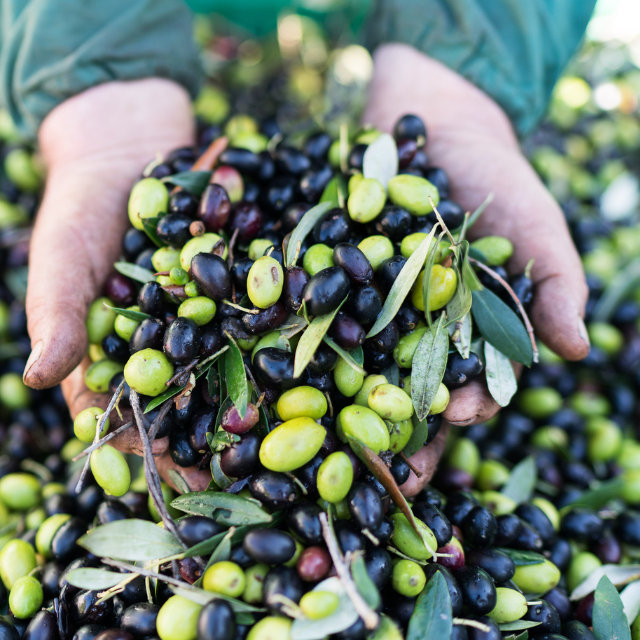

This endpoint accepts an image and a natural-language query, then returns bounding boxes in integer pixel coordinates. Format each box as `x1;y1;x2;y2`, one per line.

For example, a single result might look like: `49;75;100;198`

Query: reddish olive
329;313;365;349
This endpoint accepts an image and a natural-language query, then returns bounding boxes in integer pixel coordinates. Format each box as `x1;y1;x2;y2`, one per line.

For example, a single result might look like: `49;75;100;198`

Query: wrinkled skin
24;48;589;497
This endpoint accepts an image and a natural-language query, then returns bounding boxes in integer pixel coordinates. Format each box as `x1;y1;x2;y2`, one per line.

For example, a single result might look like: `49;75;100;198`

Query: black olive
241;302;288;335
169;190;199;217
275;146;311;176
282;203;310;232
286;504;323;545
455;566;497;615
300;164;333;202
494;514;522;547
188;407;216;452
163;317;201;364
176;516;223;547
219;432;260;479
464;617;500;640
463;506;497;548
249;470;298;510
93;631;133;640
122;228;152;262
117;576;148;607
295;454;324;496
335;522;366;554
465;548;515;583
413;503;452;547
264;176;297;213
383;592;415;627
395;305;421;333
230;257;254;290
364;547;393;590
563;620;597;640
219;148;261;174
71;590;114;626
308;342;338;373
263;566;303;614
229;545;253;569
96;500;133;525
544;588;573;622
367;321;399;354
510;273;534;308
394;114;427;141
376;207;412;241
72;625;106;640
511;520;544;551
516;503;557;547
264;245;284;266
304;132;332;161
443;492;479;528
329;313;365;350
424;167;450;199
51;517;87;562
560;508;604;543
191;254;232;301
44;493;76;517
129;317;165;354
305;369;336;393
524;599;561;635
428;199;464;229
101;334;129;363
256;150;276;183
443;352;484;388
347;286;382;327
22;612;57;640
228;202;263;241
243;529;296;565
137;281;165;317
135;247;155;271
120;604;159;638
41;561;64;599
169;429;199;467
303;267;350;316
423;564;463;616
283;266;311;313
333;243;374;286
478;265;508;295
348;144;367;171
389;456;411;485
156;213;191;247
197;600;235;640
371;517;394;544
313;208;351;247
397;138;418;168
253;348;296;389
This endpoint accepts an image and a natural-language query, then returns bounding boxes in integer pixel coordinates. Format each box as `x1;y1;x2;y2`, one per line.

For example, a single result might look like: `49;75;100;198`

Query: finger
155;454;212;494
442;378;500;426
400;423;450;497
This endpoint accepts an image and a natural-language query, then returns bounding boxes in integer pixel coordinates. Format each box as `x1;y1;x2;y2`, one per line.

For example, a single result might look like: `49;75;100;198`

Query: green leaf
411;314;448;420
593;257;640;323
593;575;632;640
407;572;452;640
566;477;625;509
464;192;494;234
171;492;272;526
206;429;239;453
104;304;151;323
142;216;165;248
65;568;128;591
320;176;345;208
620;580;640;625
224;335;249;419
403;415;429;458
380;362;400;387
570;565;640;601
207;364;218;400
114;261;156;284
498;621;541;632
162;171;211;195
276;334;291;351
501;457;537;504
294;298;346;378
211;452;234;489
167;470;190;495
367;226;439;338
170;584;264;614
448;313;472;359
77;519;183;561
322;337;366;375
362;133;397;190
446;260;472;326
472;288;533;366
206;528;234;568
286;201;333;267
484;342;518;407
497;549;545;566
351;554;381;610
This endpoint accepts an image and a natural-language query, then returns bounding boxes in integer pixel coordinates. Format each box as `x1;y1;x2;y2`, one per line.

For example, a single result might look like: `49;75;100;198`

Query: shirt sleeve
365;0;597;136
0;0;201;139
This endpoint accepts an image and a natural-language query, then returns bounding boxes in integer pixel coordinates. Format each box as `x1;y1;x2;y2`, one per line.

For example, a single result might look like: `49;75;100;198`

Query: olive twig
147;397;175;445
399;453;423;478
428;197;456;246
71;421;134;462
468;258;539;363
319;512;380;630
101;558;186;588
222;300;259;314
453;618;491;633
166;359;200;388
227;228;240;268
75;381;124;494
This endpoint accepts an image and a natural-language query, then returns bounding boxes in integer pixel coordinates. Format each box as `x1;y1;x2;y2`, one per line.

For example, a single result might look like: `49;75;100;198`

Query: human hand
365;45;589;496
23;79;211;492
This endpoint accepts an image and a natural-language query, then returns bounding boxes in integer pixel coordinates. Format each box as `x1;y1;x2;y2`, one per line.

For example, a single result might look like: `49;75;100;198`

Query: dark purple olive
303;267;350;316
93;631;133;640
329;313;365;349
219;432;260;478
163;317;201;364
283;266;310;313
191;253;232;301
101;334;129;363
309;342;338;373
104;273;137;307
137;282;165;317
120;603;159;638
396;138;418;168
333;243;374;285
228;202;263;242
197;600;235;640
129;317;164;354
198;184;231;232
243;529;296;564
249;470;298;510
156;214;192;247
23;611;57;640
241;302;287;334
313;208;351;247
253;348;296;389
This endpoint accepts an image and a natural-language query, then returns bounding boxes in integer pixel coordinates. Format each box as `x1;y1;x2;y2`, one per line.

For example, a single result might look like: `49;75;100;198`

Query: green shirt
0;0;596;139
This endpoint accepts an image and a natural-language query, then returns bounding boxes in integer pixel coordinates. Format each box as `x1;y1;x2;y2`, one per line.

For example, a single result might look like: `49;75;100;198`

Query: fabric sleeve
365;0;597;136
0;0;201;138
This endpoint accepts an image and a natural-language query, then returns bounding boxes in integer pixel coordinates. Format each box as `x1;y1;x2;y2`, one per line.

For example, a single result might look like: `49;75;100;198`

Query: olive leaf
501;456;537;504
463;193;494;235
570;565;640;602
171;492;272;526
403;415;428;458
294;298;346;378
406;572;452;640
103;303;151;323
276;334;291;351
362;133;398;190
320;176;346;209
224;334;249;418
351;553;381;610
207;364;218;400
211;452;235;490
592;575;632;640
206;429;239;453
114;261;156;284
448;313;472;359
497;549;545;566
411;314;448;421
471;288;533;366
380;361;400;387
498;621;541;632
280;314;308;339
593;256;640;323
65;568;128;591
77;519;184;561
167;470;190;495
367;225;439;338
161;170;211;195
323;337;366;375
141;217;165;248
484;342;518;407
566;477;625;509
446;241;474;324
170;584;265;614
285;201;333;267
620;580;640;625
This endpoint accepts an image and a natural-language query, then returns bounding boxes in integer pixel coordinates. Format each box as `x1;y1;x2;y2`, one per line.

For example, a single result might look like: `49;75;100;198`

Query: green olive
0;373;30;410
4;149;41;192
74;407;109;443
152;247;181;273
157;275;172;287
568;390;610;417
412;265;457;311
587;322;624;355
259;417;325;472
251;332;282;362
447;438;480;478
393;327;428;368
617;439;640;471
60;439;86;463
391;559;426;597
170;267;189;286
471;236;514;266
25;508;45;531
400;233;442;263
355;129;381;144
277;386;327;421
358;236;394;271
370;616;403;640
225;114;258;138
233;132;268;153
430;383;450;414
178;297;217;326
90;445;131;497
333;356;364;398
622;470;640;505
387;175;439;215
89;344;106;362
480;491;517;516
248;238;274;261
247;256;284;309
115;306;141;341
0;473;41;511
531;497;560;530
9;576;43;619
242;564;269;604
368;384;413;423
84;359;124;394
389;419;413;453
285;539;304;568
184;281;199;298
567;552;601;592
531;426;569;451
202;561;246;597
42;483;66;499
156;595;202;640
348;178;386;223
317;451;354;503
124;348;174;396
128;178;168;231
180;233;227;271
0;539;37;589
300;590;339;619
487;587;527;624
354;374;387;406
86;297;116;344
512;559;560;593
303;244;335;276
337;405;390;454
476;460;510;491
390;513;437;561
348;173;365;194
246;617;292;640
35;514;71;558
586;417;622;462
519;387;563;419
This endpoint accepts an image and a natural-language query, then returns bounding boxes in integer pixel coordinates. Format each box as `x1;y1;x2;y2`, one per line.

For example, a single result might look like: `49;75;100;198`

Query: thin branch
147;398;175;445
75;381;124;494
319;512;380;630
222;300;259;314
399;453;423;478
453;619;491;632
469;258;539;363
102;558;185;588
166;359;199;387
428;196;456;246
72;421;134;461
227;228;240;268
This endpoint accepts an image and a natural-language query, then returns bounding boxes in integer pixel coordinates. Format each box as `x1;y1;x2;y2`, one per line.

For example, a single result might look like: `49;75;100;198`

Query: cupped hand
23;79;211;492
365;45;590;496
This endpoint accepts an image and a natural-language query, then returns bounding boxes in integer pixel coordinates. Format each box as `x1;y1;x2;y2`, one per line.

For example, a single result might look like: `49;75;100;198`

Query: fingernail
23;341;43;382
577;316;590;348
447;418;474;427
